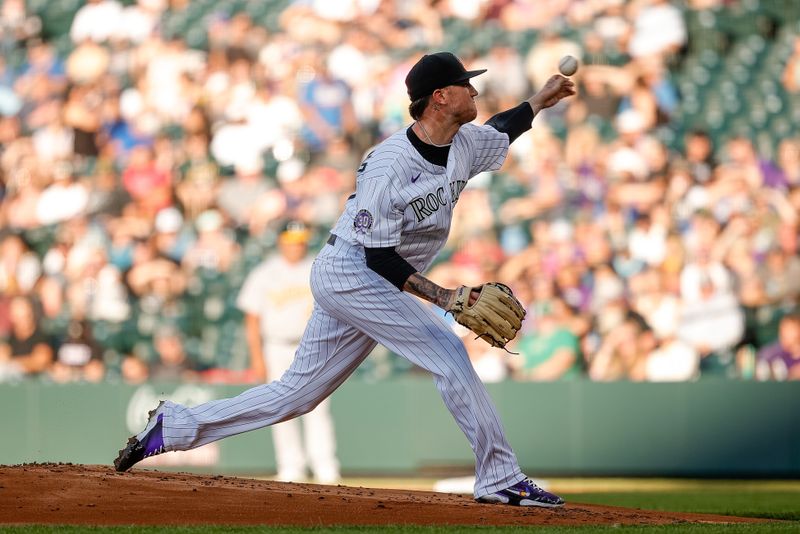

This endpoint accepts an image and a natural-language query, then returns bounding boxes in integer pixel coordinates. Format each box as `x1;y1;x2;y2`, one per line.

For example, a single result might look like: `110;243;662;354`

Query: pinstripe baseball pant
159;237;524;497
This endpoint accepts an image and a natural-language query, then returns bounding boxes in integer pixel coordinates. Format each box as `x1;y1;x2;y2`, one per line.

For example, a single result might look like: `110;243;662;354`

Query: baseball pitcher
115;51;575;507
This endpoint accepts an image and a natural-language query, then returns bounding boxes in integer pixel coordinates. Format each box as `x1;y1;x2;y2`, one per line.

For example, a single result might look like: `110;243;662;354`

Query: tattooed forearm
403;273;455;309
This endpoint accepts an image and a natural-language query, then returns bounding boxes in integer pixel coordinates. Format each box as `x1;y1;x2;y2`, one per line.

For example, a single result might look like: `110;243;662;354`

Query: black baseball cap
405;52;487;101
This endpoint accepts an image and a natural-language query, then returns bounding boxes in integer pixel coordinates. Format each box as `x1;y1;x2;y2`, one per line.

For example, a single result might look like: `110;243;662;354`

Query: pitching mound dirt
0;464;765;526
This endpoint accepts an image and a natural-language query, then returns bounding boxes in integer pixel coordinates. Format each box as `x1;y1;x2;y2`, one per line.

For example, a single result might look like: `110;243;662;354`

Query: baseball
558;55;579;76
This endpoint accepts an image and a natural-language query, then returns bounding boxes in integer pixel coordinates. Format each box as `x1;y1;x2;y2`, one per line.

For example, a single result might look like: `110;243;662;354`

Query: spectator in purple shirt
756;313;800;381
723;136;786;191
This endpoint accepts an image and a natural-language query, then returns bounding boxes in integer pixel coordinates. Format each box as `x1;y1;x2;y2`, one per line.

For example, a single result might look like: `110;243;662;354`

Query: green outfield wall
1;379;798;476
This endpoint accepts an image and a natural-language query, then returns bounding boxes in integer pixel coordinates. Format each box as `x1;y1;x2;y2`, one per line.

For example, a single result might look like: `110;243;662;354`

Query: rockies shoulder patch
353;209;374;234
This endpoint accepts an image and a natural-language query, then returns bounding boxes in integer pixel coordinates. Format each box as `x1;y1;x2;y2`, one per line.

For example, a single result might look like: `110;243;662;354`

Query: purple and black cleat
113;401;167;472
477;478;565;508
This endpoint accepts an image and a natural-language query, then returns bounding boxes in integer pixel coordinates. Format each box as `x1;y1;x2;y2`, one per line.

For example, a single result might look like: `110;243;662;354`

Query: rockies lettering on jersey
409;179;468;222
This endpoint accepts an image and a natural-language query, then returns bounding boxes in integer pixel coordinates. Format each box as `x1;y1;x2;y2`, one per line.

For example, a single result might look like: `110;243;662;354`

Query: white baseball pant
158;237;524;497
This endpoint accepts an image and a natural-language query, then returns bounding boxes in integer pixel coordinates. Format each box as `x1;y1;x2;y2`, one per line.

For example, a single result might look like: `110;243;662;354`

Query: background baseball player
237;221;340;484
115;51;575;507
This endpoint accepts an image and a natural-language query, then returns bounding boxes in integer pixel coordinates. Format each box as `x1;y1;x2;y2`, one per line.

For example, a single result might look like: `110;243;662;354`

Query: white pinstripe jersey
331;122;509;272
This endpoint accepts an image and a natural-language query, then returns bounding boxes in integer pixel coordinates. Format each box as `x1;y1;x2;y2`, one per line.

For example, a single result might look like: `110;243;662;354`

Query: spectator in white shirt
677;274;744;378
70;0;124;44
35;163;89;226
628;0;687;59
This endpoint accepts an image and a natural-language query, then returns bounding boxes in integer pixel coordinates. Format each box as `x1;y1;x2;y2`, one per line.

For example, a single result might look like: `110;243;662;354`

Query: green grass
567;490;800;521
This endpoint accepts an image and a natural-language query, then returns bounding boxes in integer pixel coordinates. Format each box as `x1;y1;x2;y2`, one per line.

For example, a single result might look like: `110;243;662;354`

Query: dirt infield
0;463;765;527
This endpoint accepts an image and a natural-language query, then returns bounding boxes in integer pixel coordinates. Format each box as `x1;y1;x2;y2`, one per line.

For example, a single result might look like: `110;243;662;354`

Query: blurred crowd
0;0;799;385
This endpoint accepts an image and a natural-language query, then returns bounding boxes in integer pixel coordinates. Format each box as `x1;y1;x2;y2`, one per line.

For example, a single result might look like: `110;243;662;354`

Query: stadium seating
671;5;800;158
17;1;800;379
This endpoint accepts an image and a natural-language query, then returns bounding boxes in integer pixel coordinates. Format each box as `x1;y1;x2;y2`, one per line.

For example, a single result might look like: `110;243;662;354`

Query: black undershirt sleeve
485;102;534;144
364;246;418;291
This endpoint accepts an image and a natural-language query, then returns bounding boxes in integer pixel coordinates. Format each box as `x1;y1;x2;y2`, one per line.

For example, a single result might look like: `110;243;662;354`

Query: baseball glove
448;282;526;350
